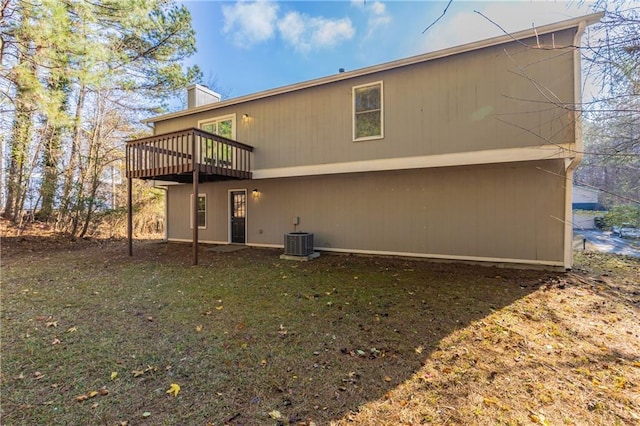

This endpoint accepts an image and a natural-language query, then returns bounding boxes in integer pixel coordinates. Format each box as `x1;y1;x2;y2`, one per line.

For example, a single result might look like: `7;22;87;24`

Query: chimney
187;84;221;109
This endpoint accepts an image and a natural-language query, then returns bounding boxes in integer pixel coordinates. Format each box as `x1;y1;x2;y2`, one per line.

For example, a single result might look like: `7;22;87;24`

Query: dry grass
1;221;638;425
339;252;640;425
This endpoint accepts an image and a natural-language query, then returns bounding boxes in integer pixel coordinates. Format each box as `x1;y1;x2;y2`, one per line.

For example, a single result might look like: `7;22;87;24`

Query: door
230;190;246;243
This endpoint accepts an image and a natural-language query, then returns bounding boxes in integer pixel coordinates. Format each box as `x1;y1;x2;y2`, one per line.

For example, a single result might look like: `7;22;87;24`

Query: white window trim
190;193;207;229
197;113;237;139
352;80;384;142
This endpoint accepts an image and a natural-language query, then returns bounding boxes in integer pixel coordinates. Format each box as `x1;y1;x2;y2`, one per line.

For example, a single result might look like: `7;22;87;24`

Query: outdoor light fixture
252;188;260;200
242;113;250;119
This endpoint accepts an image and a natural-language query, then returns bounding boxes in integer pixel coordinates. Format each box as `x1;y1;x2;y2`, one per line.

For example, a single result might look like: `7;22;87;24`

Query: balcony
126;128;253;183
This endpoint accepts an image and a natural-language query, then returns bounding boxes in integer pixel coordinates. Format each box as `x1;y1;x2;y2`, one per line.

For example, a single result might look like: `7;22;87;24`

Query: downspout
563;20;587;270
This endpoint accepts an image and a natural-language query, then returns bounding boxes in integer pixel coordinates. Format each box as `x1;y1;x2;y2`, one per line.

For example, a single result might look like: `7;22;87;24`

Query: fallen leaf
142;412;151;418
46;321;58;328
91;402;99;409
166;383;180;397
76;394;89;402
483;397;499;406
52;338;61;345
110;372;118;380
415;346;424;354
66;327;77;333
215;306;223;310
88;391;99;398
384;376;392;382
99;388;109;396
196;325;203;332
269;410;282;420
260;359;267;367
146;316;153;322
529;413;551;425
132;370;144;377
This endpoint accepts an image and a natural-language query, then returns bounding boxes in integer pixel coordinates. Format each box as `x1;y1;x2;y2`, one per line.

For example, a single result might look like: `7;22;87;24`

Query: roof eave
144;11;603;125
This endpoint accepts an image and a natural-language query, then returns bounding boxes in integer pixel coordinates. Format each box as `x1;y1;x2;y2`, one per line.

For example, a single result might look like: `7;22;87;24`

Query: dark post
192;132;199;266
127;177;133;256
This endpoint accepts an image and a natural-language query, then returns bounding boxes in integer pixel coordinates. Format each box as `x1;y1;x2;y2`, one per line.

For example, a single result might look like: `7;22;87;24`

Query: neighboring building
126;13;602;269
572;185;607;229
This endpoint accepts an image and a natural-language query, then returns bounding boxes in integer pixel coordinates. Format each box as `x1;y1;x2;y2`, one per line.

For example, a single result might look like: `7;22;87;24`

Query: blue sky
181;1;596;100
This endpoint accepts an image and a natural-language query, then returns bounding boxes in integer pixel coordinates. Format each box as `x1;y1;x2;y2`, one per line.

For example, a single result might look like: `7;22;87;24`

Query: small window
353;81;383;141
190;194;206;229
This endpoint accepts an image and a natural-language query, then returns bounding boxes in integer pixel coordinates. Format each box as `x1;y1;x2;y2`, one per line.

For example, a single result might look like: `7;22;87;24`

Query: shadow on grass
1;240;555;425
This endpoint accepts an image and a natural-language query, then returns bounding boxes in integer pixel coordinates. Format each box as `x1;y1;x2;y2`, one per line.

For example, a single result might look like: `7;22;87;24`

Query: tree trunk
57;83;86;229
4;46;36;221
39;77;70;220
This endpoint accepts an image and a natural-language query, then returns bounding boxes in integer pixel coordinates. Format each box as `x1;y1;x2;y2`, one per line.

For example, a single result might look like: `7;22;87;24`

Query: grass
1;230;639;425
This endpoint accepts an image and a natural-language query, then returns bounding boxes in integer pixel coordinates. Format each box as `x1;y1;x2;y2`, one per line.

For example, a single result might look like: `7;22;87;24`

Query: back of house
127;13;602;269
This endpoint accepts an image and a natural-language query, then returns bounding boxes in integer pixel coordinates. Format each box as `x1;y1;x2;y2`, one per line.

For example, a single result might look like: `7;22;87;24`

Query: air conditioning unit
284;232;314;256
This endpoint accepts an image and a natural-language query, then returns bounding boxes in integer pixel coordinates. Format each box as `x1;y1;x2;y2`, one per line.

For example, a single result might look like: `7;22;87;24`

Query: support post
127;177;133;256
192;168;199;265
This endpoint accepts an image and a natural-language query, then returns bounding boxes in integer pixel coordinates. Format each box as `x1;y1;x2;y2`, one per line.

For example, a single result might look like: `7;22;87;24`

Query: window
353;81;383;141
190;194;206;229
199;114;236;166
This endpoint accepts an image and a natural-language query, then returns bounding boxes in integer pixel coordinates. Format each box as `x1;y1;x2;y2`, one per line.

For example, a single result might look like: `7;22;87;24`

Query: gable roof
145;12;603;124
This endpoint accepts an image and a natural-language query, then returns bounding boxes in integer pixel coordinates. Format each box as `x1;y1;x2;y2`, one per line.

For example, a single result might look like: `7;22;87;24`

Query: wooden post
127;177;133;256
192;132;199;266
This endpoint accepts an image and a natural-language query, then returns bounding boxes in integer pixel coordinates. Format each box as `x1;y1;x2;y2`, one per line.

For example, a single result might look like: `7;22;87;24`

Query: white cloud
222;1;355;52
222;1;279;47
360;1;391;39
310;17;355;48
370;1;386;17
278;12;355;52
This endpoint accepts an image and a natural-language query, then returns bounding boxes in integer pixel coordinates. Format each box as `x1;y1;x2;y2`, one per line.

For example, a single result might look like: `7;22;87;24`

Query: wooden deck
126;128;253;182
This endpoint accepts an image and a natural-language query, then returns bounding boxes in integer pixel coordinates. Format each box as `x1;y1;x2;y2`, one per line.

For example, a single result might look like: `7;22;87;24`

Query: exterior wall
573;185;599;204
166;159;567;266
154;29;577;173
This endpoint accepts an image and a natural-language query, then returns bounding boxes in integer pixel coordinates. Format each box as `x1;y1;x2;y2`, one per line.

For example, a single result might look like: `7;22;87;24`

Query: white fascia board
252;144;576;179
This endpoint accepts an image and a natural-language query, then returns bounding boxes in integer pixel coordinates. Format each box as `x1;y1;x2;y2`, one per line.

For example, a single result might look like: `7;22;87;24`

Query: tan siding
166;160;567;264
154;29;577;173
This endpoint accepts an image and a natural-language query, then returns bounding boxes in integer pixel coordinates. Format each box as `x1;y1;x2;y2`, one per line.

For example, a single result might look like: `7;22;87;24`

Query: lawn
1;229;639;425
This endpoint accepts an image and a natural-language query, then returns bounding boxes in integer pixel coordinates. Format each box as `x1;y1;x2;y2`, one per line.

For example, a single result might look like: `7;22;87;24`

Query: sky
181;1;597;100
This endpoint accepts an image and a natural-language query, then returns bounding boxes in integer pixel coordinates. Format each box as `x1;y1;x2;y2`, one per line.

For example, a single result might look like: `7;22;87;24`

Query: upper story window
199;114;236;166
353;81;383;141
200;114;235;139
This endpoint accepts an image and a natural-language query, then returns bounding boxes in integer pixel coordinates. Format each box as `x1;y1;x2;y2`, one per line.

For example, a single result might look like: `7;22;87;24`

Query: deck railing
126;128;253;180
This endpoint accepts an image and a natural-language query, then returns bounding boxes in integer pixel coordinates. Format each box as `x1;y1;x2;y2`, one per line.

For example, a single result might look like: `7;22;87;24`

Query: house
572;185;607;229
126;13;602;269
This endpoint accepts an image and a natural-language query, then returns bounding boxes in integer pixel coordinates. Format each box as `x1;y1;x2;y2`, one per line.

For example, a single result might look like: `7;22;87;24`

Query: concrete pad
279;252;321;261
